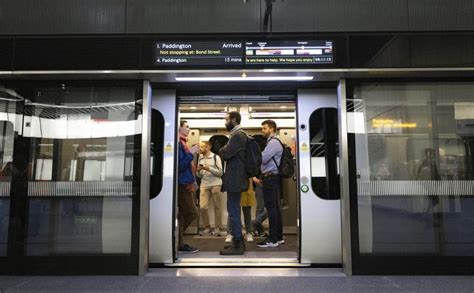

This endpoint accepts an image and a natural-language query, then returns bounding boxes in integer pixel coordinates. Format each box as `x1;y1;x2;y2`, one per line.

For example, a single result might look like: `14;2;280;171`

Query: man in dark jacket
177;120;200;253
219;111;248;255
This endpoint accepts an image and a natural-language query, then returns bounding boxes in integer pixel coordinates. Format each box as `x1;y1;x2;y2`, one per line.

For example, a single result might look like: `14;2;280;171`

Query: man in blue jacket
178;120;200;253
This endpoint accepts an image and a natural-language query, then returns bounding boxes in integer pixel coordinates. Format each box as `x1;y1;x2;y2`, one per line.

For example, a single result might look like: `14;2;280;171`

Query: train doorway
148;86;343;267
175;93;299;265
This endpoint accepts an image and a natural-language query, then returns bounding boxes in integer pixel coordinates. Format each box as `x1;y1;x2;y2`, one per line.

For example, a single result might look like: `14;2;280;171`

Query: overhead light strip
175;76;313;82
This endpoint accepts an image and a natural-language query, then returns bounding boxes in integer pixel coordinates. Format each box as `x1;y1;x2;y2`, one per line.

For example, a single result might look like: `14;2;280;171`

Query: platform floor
2;269;474;292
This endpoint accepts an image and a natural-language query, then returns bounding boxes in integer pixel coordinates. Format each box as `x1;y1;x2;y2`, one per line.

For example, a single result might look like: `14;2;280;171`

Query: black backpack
271;138;295;178
240;132;262;178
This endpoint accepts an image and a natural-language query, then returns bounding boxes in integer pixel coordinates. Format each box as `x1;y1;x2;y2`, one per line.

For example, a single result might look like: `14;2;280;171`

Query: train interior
176;94;299;262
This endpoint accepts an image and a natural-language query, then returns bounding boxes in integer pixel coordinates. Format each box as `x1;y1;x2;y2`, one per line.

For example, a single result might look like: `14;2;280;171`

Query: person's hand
202;164;210;171
190;144;200;154
252;176;262;185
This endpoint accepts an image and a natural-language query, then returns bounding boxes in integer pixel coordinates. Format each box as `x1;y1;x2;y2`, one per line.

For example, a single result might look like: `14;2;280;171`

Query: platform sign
245;40;333;65
155;41;244;66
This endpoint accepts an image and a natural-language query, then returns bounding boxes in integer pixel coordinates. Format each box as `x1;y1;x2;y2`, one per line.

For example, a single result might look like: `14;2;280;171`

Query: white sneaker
200;227;211;236
256;239;279;248
225;234;233;243
246;233;254;242
213;227;221;236
278;239;285;245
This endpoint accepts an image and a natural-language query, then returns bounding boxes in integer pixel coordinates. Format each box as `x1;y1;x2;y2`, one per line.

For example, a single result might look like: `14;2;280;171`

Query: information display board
154;41;244;66
245;41;333;65
154;40;333;67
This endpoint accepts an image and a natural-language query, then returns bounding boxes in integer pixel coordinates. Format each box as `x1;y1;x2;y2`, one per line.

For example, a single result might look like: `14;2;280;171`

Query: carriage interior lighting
175;76;313;82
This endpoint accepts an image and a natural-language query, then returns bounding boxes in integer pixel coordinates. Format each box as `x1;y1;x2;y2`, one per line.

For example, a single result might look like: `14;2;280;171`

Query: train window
150;109;164;199
309;107;340;200
22;83;142;256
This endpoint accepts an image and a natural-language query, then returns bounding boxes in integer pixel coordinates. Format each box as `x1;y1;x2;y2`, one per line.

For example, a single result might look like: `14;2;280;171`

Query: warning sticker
164;142;173;152
301;142;309;152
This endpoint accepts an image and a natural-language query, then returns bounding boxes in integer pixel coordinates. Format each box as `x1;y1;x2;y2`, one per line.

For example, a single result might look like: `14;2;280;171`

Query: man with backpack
219;111;250;255
197;141;223;236
254;119;286;248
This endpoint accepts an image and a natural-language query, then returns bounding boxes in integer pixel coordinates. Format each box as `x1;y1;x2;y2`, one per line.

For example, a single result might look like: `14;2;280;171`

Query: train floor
179;234;298;259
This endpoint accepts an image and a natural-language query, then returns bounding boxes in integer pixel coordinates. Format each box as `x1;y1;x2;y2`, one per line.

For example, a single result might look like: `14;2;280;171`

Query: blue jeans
254;185;268;232
227;206;252;235
262;175;283;243
227;191;242;239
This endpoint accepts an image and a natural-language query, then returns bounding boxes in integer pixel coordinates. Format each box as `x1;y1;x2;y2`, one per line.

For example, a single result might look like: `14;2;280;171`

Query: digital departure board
154;40;334;67
245;41;333;65
155;41;244;66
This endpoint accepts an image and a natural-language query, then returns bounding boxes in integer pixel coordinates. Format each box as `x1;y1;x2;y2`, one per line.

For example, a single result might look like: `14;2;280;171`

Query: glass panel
0;121;15;256
0;86;23;256
23;84;142;256
351;82;474;256
309;108;340;199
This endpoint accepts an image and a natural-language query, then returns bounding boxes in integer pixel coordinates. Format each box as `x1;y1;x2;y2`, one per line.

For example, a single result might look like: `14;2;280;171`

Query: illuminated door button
301;185;309;193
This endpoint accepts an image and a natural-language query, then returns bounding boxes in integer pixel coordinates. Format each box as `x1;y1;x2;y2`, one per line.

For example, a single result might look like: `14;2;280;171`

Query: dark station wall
0;0;473;35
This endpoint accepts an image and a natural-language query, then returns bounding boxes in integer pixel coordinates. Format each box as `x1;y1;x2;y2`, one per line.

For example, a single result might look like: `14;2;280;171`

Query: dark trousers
178;185;198;247
254;184;268;232
227;191;243;239
262;175;283;243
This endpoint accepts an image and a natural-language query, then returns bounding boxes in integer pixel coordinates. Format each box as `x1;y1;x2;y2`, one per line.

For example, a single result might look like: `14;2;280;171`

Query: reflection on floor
179;234;298;259
3;271;474;292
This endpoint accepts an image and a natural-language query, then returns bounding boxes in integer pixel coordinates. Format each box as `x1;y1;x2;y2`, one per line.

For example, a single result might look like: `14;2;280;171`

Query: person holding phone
177;120;200;253
196;141;223;236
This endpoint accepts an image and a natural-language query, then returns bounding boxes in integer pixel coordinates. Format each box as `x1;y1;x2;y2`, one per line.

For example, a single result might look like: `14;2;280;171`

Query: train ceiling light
175;76;313;82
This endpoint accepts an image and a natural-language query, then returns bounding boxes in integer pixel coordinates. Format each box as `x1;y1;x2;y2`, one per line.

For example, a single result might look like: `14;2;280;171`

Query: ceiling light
280;106;287;109
190;106;197;110
175;76;313;82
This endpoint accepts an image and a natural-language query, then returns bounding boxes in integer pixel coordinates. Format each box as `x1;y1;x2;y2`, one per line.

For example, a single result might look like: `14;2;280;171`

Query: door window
309;107;340;199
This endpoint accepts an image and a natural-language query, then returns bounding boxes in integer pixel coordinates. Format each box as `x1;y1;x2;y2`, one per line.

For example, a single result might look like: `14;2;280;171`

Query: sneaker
252;231;268;238
246;233;254;242
225;234;233;243
256;239;279;248
278;239;285;245
200;227;211;236
179;244;199;253
220;240;245;255
212;227;221;236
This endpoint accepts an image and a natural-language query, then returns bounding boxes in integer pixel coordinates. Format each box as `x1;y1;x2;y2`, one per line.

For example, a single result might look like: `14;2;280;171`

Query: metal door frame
337;79;352;275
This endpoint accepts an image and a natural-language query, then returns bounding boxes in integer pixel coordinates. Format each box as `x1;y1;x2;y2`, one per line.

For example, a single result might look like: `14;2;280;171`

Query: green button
301;185;309;193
